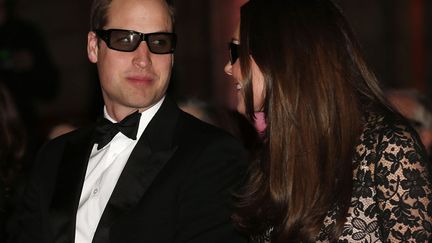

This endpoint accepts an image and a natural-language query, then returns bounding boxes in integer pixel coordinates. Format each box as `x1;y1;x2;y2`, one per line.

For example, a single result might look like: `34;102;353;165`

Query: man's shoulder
174;111;247;165
177;110;240;144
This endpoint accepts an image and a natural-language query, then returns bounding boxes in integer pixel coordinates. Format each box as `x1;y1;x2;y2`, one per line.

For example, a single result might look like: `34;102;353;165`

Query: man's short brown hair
89;0;175;30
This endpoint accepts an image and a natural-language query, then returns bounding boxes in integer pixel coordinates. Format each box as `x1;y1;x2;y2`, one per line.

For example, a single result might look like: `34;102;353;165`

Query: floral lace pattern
258;113;432;242
316;113;432;242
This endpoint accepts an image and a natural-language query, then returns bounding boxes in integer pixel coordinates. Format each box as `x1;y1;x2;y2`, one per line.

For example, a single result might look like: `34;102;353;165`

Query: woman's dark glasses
229;42;240;64
94;29;177;54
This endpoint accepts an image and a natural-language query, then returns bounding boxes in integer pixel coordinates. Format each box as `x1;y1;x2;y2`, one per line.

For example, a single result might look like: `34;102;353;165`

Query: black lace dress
262;112;432;242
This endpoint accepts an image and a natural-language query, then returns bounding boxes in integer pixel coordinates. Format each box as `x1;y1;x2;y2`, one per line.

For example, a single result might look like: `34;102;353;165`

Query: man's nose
132;42;152;69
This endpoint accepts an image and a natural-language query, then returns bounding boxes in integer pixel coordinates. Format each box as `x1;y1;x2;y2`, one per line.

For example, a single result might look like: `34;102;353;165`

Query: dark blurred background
1;1;431;241
4;0;432;138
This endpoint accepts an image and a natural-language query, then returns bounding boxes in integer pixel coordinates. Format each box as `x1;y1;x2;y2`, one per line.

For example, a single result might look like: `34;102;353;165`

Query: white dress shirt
75;97;164;243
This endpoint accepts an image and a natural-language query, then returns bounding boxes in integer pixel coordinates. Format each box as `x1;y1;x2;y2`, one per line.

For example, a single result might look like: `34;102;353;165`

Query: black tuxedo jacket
9;97;248;243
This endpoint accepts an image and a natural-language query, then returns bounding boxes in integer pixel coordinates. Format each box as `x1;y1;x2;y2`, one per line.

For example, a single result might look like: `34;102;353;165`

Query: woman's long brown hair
233;0;391;241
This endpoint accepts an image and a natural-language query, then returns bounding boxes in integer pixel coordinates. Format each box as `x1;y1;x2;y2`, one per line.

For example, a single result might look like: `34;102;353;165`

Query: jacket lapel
93;97;180;243
48;127;96;243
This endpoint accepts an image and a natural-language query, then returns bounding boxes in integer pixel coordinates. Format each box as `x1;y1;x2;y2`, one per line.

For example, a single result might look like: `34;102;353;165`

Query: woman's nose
224;61;232;76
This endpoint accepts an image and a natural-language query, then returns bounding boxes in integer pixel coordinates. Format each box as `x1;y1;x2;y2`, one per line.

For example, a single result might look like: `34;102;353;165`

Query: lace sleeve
374;122;432;242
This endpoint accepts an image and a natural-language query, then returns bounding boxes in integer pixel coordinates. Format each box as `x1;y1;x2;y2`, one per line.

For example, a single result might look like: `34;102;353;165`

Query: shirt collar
102;96;165;141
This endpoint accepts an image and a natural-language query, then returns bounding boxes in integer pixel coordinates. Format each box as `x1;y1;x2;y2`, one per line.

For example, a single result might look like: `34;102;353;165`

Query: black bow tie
94;111;141;150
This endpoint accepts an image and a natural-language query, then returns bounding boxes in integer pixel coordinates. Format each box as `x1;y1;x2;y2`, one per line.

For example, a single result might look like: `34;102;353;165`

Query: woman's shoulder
348;110;432;242
361;111;423;149
356;110;431;190
358;109;431;182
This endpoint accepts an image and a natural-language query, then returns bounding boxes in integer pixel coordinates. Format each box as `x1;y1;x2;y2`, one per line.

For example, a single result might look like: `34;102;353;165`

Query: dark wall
17;0;94;121
336;0;423;90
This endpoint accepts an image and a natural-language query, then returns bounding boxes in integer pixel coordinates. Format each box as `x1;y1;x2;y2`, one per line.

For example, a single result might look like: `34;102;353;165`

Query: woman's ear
87;31;99;63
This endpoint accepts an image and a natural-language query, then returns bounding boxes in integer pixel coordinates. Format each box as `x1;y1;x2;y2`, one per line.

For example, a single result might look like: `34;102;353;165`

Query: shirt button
93;188;99;195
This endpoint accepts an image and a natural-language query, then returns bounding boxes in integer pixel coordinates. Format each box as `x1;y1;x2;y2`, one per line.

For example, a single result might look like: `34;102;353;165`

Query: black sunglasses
94;29;177;54
229;42;240;65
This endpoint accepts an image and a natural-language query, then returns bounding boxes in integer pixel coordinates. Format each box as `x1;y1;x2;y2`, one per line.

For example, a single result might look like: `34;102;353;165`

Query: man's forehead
107;0;171;15
107;0;172;24
105;0;173;31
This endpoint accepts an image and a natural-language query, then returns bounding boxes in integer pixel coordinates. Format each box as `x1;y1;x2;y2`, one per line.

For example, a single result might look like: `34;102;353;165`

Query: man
8;0;247;242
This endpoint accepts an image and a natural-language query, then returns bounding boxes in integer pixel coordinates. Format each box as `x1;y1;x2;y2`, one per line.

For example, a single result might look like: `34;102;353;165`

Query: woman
224;0;432;242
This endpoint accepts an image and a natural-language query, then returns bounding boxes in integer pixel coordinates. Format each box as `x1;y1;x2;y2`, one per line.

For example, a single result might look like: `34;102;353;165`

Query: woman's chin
236;103;246;115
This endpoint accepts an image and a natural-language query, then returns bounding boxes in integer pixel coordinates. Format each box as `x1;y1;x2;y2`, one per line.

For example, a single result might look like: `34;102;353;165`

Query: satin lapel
93;97;180;243
48;128;95;243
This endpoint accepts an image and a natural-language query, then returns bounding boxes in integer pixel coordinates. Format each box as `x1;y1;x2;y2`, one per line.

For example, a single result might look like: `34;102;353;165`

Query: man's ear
87;31;98;63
